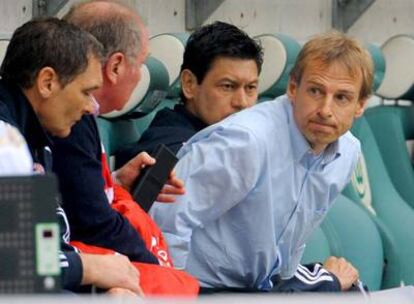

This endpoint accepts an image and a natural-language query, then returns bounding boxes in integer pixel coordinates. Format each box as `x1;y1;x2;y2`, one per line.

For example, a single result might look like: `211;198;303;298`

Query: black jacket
51;112;158;264
115;104;207;168
0;79;82;291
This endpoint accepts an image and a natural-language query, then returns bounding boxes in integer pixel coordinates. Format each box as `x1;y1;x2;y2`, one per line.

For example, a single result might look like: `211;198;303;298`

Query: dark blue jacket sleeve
60;248;83;291
272;263;341;292
52;115;158;264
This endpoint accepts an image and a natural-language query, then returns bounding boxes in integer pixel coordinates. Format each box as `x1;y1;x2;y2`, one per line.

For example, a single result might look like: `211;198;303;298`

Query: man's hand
114;152;155;191
156;170;185;202
80;253;141;293
323;256;359;291
114;151;185;201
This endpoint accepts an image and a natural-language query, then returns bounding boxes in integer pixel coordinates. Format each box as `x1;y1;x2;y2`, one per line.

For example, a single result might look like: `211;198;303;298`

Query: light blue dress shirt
150;95;360;290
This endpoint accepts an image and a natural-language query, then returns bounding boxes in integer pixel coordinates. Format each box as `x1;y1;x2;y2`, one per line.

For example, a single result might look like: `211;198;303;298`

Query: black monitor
0;174;61;293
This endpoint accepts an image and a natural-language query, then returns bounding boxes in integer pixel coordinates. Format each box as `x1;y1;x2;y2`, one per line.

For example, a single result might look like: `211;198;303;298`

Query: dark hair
181;21;263;84
63;1;142;63
0;17;103;89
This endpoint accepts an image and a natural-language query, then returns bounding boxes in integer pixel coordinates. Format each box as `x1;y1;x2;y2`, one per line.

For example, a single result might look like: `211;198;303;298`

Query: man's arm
273;258;359;292
273;263;340;292
52;116;158;264
79;253;141;294
60;248;141;294
150;125;264;268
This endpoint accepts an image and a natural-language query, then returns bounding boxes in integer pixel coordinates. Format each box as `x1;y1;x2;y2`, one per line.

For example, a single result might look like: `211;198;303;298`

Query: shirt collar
285;97;341;166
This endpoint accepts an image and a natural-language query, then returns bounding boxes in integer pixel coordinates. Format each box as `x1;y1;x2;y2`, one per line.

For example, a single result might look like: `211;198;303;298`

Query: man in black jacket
51;1;185;266
0;18;141;294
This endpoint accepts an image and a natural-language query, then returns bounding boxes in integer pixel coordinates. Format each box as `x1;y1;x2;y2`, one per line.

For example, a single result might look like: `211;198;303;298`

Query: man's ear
36;67;59;98
180;69;198;100
104;52;126;85
286;76;298;103
354;98;368;118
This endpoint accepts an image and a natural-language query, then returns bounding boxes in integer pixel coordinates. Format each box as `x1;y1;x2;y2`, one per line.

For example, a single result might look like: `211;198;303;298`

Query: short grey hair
64;0;142;63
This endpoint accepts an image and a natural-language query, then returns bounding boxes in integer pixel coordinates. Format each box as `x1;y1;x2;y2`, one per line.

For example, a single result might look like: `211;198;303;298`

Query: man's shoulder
339;130;361;154
223;96;289;137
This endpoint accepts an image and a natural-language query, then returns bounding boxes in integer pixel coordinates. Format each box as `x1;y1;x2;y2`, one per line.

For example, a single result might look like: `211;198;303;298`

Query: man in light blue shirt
150;31;373;291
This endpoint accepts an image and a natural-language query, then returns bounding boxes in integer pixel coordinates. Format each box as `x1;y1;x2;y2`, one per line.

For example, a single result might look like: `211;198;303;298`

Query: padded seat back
149;33;189;98
301;226;331;265
365;106;414;209
254;34;301;100
101;56;169;119
133;98;179;137
343;116;414;288
366;43;386;93
376;35;414;100
321;194;383;290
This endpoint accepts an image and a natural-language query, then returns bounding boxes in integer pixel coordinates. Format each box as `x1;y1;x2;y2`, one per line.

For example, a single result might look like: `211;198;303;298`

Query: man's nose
318;95;334;118
232;88;249;109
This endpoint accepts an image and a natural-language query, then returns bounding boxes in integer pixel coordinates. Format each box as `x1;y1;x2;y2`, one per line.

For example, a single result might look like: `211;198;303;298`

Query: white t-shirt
0;120;33;175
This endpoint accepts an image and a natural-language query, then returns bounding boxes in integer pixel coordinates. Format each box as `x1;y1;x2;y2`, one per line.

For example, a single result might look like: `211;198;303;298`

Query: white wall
205;0;331;42
2;0;414;46
59;0;186;36
348;0;414;45
0;1;32;36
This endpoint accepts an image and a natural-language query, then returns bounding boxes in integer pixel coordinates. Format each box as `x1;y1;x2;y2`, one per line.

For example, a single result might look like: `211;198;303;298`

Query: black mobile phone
131;144;178;212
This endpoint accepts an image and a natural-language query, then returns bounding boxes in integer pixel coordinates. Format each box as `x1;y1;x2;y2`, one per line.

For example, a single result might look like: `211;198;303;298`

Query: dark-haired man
116;21;261;166
0;17;141;294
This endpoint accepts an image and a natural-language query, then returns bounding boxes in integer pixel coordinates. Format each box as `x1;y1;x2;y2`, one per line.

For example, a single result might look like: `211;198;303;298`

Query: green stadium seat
301;226;331;265
149;33;189;98
303;193;384;291
127;32;191;142
254;33;301;101
376;35;414;100
365;106;414;209
133;98;178;136
343;117;413;288
366;43;386;93
364;36;414;210
358;37;414;288
321;194;383;291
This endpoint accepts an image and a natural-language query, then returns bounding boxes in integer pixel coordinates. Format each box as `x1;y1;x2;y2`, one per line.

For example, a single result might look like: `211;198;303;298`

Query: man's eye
336;94;352;105
221;83;234;90
246;85;257;93
311;87;320;94
308;87;322;96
